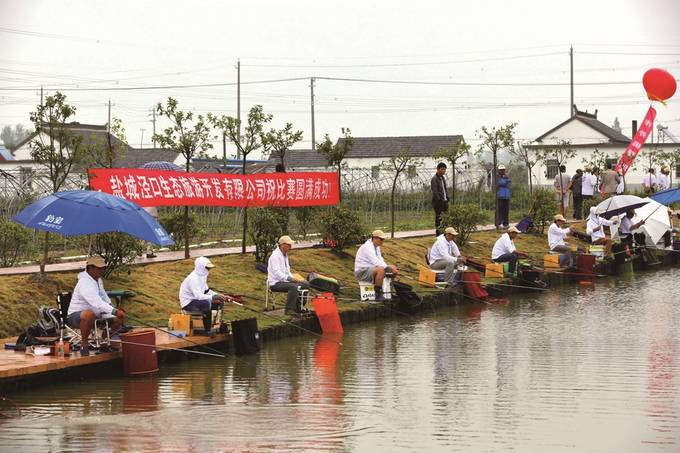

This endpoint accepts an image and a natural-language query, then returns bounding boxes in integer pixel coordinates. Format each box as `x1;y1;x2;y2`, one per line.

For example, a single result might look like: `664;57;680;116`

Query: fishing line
114;339;227;358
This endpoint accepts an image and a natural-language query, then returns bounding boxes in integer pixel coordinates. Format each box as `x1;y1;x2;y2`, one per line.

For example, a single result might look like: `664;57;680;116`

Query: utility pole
140;129;145;149
310;77;316;151
40;85;43;107
107;99;111;133
237;58;241;159
569;45;574;117
222;132;226;167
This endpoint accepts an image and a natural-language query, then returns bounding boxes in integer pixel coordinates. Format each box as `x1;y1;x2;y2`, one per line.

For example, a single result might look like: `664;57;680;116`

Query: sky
1;0;679;159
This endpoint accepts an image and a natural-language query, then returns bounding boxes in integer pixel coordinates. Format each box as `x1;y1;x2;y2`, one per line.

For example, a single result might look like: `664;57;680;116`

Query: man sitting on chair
179;256;226;335
491;226;528;274
268;235;311;316
68;256;125;356
429;227;466;288
548;214;576;268
586;207;619;256
354;230;399;301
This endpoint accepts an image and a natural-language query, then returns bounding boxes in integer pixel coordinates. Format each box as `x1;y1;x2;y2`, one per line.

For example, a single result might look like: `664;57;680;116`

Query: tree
381;148;422;238
29;92;89;275
475;123;517;227
210;105;272;254
432;139;470;203
86;117;127;168
0;123;31;150
658;147;680;186
262;122;303;168
509;141;539;194
536;139;576;215
317;128;353;201
640;147;664;173
153;97;214;259
439;204;487;246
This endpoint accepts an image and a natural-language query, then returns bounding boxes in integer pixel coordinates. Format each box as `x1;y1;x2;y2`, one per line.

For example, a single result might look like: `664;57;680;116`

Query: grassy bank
0;230;568;339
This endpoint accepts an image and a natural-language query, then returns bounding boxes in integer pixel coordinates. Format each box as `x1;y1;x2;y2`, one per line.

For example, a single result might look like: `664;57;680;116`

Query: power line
314;76;660;87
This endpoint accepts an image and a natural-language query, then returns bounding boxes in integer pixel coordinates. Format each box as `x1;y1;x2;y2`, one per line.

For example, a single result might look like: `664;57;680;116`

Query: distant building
527;108;680;189
0;145;13;162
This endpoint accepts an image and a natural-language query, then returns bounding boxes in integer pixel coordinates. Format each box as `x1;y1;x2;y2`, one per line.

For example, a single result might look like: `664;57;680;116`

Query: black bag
393;281;422;313
231;318;261;355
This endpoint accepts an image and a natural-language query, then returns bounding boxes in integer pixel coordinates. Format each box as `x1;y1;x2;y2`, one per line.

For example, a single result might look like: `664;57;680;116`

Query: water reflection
1;268;679;451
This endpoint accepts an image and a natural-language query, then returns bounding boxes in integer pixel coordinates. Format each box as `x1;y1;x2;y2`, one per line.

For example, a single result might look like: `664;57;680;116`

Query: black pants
572;195;583;219
271;281;311;312
433;200;448;235
497;198;510;227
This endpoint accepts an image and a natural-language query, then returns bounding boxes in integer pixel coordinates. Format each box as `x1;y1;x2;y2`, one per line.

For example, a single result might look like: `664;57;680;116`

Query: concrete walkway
0;224;501;276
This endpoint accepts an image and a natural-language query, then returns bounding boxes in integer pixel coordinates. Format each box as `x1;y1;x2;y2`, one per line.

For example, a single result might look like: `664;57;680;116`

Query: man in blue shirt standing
496;164;511;229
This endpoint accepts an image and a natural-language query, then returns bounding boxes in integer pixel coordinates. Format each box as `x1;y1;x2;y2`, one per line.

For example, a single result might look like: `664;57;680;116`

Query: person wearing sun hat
68;256;125;355
354;229;399;301
548;214;576;268
179;256;227;334
491;226;527;274
268;235;310;315
428;227;466;287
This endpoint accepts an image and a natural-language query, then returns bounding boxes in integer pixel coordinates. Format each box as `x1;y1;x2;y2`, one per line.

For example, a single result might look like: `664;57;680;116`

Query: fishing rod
212;291;334;343
125;313;228;358
113;338;227;358
396;272;500;305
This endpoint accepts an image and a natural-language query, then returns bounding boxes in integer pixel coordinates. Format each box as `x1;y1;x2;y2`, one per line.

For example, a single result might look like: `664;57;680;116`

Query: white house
527;108;680;190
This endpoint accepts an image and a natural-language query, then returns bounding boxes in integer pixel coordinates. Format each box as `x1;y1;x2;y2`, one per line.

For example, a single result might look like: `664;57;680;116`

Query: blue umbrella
140;161;184;171
650;187;680;206
12;190;174;246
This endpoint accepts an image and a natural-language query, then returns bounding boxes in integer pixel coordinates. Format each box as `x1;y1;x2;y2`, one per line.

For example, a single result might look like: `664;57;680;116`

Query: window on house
676;164;680;178
545;159;559;179
407;165;417;178
606;158;618;168
371;166;380;179
19;167;33;189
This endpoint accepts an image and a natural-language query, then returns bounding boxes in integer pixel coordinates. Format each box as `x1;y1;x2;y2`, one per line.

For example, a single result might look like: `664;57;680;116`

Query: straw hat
86;256;107;268
497;164;506;170
507;226;520;233
444;227;458;236
278;235;295;245
371;230;388;240
554;214;566;222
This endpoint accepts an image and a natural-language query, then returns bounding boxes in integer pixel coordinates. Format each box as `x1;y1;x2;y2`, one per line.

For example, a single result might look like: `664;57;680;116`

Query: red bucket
121;330;159;377
577;254;596;282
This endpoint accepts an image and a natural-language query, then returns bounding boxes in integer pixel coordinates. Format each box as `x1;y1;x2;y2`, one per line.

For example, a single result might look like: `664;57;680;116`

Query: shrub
582;197;600;220
249;208;288;263
439;203;486;245
529;188;558;234
90;232;145;277
0;217;33;267
318;205;364;252
293;206;317;239
158;210;203;251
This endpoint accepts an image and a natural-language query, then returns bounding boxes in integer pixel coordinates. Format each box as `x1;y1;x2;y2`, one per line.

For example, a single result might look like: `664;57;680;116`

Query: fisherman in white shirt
618;209;645;246
179;256;227;334
581;166;597;200
586;207;618;256
354;230;399;301
268;235;310;316
491;226;527;274
68;256;125;356
429;227;466;287
548;214;575;268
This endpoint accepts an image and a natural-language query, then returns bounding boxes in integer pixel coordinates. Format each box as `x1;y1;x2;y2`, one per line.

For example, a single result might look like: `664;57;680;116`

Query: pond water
1;268;679;452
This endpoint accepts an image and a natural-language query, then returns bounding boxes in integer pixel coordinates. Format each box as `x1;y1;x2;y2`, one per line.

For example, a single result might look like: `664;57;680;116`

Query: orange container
121;330;159;377
485;263;504;278
544;254;560;268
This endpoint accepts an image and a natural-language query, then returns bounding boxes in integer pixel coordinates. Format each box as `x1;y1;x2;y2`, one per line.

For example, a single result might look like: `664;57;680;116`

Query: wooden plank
0;329;230;381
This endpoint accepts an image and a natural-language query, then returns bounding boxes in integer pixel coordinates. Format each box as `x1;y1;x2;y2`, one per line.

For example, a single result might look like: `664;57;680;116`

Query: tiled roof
534;112;631;144
266;149;330;169
337;135;464;158
116;148;180;168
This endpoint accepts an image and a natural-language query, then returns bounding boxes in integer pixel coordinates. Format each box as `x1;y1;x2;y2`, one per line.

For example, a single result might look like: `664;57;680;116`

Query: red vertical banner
615;106;657;176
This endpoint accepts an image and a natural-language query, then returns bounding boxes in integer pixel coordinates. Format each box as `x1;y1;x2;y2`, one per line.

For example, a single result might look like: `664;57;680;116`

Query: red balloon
643;68;677;102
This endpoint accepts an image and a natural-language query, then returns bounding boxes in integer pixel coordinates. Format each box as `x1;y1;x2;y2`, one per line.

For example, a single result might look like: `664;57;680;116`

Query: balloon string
647;96;667;106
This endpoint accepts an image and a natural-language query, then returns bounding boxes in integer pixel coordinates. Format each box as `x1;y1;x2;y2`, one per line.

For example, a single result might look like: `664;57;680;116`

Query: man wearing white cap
354;230;399;301
268;235;310;315
586;207;618;256
548;214;575;268
429;227;466;287
68;256;125;355
179;256;227;334
496;165;511;228
491;226;527;274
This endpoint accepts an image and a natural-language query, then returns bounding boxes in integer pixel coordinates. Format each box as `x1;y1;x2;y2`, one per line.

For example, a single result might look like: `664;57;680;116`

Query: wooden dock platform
0;329;230;390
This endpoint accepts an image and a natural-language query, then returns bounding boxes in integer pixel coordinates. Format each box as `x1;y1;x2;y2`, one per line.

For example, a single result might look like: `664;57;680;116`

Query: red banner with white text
87;168;340;208
615;106;656;176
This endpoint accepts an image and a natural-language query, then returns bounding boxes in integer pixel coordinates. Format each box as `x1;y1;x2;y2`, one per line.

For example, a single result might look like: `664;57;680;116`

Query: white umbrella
610;198;670;246
596;195;649;219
